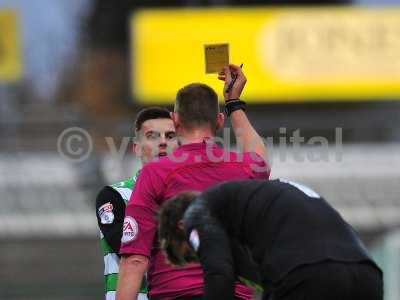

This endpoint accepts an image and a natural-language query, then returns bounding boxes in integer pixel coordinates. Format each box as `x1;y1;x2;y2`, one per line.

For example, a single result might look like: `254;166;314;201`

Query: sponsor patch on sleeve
121;216;139;243
189;229;200;252
98;202;114;224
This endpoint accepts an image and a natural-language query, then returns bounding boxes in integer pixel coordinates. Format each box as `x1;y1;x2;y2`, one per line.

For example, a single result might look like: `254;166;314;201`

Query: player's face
135;118;177;164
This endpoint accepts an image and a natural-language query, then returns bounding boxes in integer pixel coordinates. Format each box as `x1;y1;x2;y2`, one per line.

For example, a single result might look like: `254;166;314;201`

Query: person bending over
158;179;383;300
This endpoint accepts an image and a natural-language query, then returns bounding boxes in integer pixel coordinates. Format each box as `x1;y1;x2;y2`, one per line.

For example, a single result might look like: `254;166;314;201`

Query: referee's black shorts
264;260;383;300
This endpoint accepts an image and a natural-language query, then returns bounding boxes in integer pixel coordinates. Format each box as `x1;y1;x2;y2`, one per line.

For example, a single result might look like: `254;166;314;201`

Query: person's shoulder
202;180;238;198
96;186;123;206
223;148;261;159
241;151;266;161
242;151;271;176
225;150;268;166
142;155;182;174
95;186;125;225
219;179;269;194
97;185;116;199
109;176;137;190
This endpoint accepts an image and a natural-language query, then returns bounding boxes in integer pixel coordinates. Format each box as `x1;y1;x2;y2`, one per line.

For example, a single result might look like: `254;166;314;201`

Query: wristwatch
224;99;247;117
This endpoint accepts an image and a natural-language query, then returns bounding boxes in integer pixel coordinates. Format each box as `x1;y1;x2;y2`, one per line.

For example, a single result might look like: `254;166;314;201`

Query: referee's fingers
223;65;232;83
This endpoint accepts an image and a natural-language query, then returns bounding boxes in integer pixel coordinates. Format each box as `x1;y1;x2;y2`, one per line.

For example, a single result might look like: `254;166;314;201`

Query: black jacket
183;179;380;299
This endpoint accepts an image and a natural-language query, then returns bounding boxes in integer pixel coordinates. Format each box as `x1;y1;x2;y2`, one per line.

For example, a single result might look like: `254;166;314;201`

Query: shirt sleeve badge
122;216;139;243
98;202;114;224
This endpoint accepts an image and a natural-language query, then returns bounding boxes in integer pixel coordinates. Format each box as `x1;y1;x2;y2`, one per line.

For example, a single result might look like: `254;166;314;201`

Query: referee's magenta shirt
121;141;270;300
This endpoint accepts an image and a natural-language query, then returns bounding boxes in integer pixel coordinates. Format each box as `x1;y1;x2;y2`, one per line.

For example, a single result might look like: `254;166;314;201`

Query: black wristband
224;99;247;117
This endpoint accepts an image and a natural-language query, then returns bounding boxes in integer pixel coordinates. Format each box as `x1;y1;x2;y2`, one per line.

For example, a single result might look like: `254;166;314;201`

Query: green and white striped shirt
98;173;148;300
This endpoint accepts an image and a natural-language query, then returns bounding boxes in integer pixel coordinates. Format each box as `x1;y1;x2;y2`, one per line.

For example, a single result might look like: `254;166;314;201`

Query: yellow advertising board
130;7;400;104
0;9;22;82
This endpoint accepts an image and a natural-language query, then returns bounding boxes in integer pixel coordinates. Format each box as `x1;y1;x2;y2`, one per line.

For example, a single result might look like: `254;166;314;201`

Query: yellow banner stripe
130;7;400;104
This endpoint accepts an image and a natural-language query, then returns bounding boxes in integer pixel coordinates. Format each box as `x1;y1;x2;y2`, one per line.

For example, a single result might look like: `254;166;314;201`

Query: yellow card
204;43;229;73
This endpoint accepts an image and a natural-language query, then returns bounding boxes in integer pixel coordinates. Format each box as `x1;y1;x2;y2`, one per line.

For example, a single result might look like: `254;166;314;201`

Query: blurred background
0;0;399;299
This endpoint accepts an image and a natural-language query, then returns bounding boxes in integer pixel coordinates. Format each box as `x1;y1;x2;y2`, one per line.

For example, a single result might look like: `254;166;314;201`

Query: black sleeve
196;222;236;300
230;238;262;288
184;197;236;300
95;186;126;254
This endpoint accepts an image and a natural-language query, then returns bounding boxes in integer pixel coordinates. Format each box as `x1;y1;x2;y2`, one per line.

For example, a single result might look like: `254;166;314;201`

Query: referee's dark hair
158;191;199;266
134;107;172;133
175;83;219;132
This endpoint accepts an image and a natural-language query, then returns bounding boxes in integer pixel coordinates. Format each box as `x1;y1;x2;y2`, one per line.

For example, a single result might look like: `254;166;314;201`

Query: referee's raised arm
219;64;267;160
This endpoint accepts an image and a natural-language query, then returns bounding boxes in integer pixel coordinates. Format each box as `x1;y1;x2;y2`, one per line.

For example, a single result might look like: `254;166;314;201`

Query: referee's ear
216;112;225;131
171;112;180;130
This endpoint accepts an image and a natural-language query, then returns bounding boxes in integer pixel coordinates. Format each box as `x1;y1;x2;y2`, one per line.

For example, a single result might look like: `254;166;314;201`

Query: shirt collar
176;139;220;152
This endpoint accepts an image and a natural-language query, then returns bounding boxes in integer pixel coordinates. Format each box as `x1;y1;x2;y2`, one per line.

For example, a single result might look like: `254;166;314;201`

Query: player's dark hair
175;83;219;132
134;107;171;132
158;191;199;266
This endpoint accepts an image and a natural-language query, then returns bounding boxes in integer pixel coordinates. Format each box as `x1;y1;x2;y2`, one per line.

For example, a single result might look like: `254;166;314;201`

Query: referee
158;179;383;300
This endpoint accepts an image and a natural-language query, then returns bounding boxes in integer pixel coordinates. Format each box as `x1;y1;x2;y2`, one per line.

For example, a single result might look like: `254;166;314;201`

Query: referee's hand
218;64;247;100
